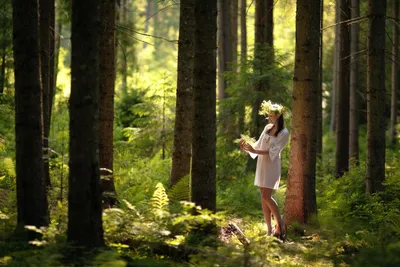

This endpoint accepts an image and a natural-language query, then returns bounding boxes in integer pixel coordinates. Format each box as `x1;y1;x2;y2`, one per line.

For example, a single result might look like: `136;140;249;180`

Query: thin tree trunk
238;0;247;135
171;0;194;188
99;0;117;208
0;1;8;94
54;0;62;91
68;0;104;247
143;0;153;49
316;0;323;158
349;0;360;164
217;0;232;100
39;0;53;188
389;0;399;145
232;0;238;68
12;0;49;238
366;0;386;194
335;0;350;178
284;0;321;225
192;0;217;212
248;0;273;171
330;0;339;133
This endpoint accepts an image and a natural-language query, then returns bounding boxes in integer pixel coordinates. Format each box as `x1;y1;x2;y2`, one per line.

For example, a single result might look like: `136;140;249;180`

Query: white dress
248;124;289;189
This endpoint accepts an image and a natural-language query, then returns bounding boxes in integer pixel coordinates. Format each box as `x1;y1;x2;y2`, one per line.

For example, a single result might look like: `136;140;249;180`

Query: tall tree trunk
143;0;153;49
316;0;323;158
284;0;321;225
247;0;273;170
118;0;128;97
366;0;386;194
68;0;104;247
12;0;49;237
330;0;339;133
192;0;217;212
99;0;117;208
54;0;62;91
390;0;399;145
349;0;360;163
39;0;54;188
171;0;194;188
231;0;238;68
238;0;246;134
335;0;350;178
217;0;232;100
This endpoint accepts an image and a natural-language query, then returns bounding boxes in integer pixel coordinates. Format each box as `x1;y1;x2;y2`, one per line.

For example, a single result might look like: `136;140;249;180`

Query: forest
0;0;399;266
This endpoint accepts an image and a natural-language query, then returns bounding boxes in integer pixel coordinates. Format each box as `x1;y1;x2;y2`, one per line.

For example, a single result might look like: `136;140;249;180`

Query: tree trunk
68;0;104;247
330;0;339;133
335;0;350;178
284;0;321;225
247;0;273;171
12;0;49;237
349;0;360;164
238;0;246;134
217;0;232;100
366;0;386;194
231;0;238;68
99;0;117;208
171;0;195;188
389;0;399;145
143;0;153;49
316;0;323;158
54;0;62;91
192;0;217;212
39;0;54;188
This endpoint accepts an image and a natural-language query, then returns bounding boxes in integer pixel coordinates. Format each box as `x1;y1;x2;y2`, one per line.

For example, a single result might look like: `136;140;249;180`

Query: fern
3;157;15;177
168;175;190;203
150;183;169;216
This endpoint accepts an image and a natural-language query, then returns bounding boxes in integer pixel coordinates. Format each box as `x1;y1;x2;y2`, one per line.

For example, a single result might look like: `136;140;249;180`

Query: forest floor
217;217;338;267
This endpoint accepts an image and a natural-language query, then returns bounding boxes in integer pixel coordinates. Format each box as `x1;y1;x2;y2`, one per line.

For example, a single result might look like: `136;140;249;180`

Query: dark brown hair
269;115;285;137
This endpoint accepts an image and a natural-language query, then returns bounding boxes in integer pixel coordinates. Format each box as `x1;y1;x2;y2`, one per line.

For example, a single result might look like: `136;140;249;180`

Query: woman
240;100;289;240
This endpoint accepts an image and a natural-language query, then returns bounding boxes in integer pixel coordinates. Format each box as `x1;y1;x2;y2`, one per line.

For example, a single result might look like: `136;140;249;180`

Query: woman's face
268;112;280;124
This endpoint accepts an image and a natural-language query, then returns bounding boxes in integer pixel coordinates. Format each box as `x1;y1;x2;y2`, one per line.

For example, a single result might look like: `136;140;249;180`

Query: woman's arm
243;143;269;155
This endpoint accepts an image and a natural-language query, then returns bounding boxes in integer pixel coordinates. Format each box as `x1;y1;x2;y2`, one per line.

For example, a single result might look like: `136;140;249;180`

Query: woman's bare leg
259;188;272;234
260;187;284;235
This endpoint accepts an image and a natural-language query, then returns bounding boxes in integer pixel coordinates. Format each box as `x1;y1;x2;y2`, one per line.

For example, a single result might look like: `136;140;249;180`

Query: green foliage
168;175;190;204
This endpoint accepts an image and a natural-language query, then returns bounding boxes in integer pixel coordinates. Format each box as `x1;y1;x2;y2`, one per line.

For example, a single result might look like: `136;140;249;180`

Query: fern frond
168;175;190;203
150;182;169;212
3;157;15;177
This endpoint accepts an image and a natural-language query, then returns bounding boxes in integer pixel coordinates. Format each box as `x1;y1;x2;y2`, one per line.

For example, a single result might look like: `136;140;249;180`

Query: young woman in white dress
239;101;289;240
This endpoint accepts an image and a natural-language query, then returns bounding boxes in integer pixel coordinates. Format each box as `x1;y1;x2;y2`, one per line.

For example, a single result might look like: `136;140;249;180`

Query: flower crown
258;100;285;117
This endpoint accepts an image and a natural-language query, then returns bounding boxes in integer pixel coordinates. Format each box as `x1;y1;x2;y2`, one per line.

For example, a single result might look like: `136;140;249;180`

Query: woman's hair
271;115;285;137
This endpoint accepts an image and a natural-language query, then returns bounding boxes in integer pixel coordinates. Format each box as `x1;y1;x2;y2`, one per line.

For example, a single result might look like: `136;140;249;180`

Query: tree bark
99;0;117;208
335;0;350;178
68;0;104;247
192;0;217;212
284;0;321;225
231;0;238;68
389;0;399;145
170;0;195;188
238;0;247;134
12;0;49;237
366;0;386;194
316;0;323;158
217;0;232;100
247;0;273;171
330;0;339;133
349;0;360;164
39;0;54;188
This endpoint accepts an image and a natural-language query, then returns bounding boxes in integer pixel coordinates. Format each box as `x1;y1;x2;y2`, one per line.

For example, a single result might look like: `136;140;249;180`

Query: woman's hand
239;139;246;151
243;143;255;153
